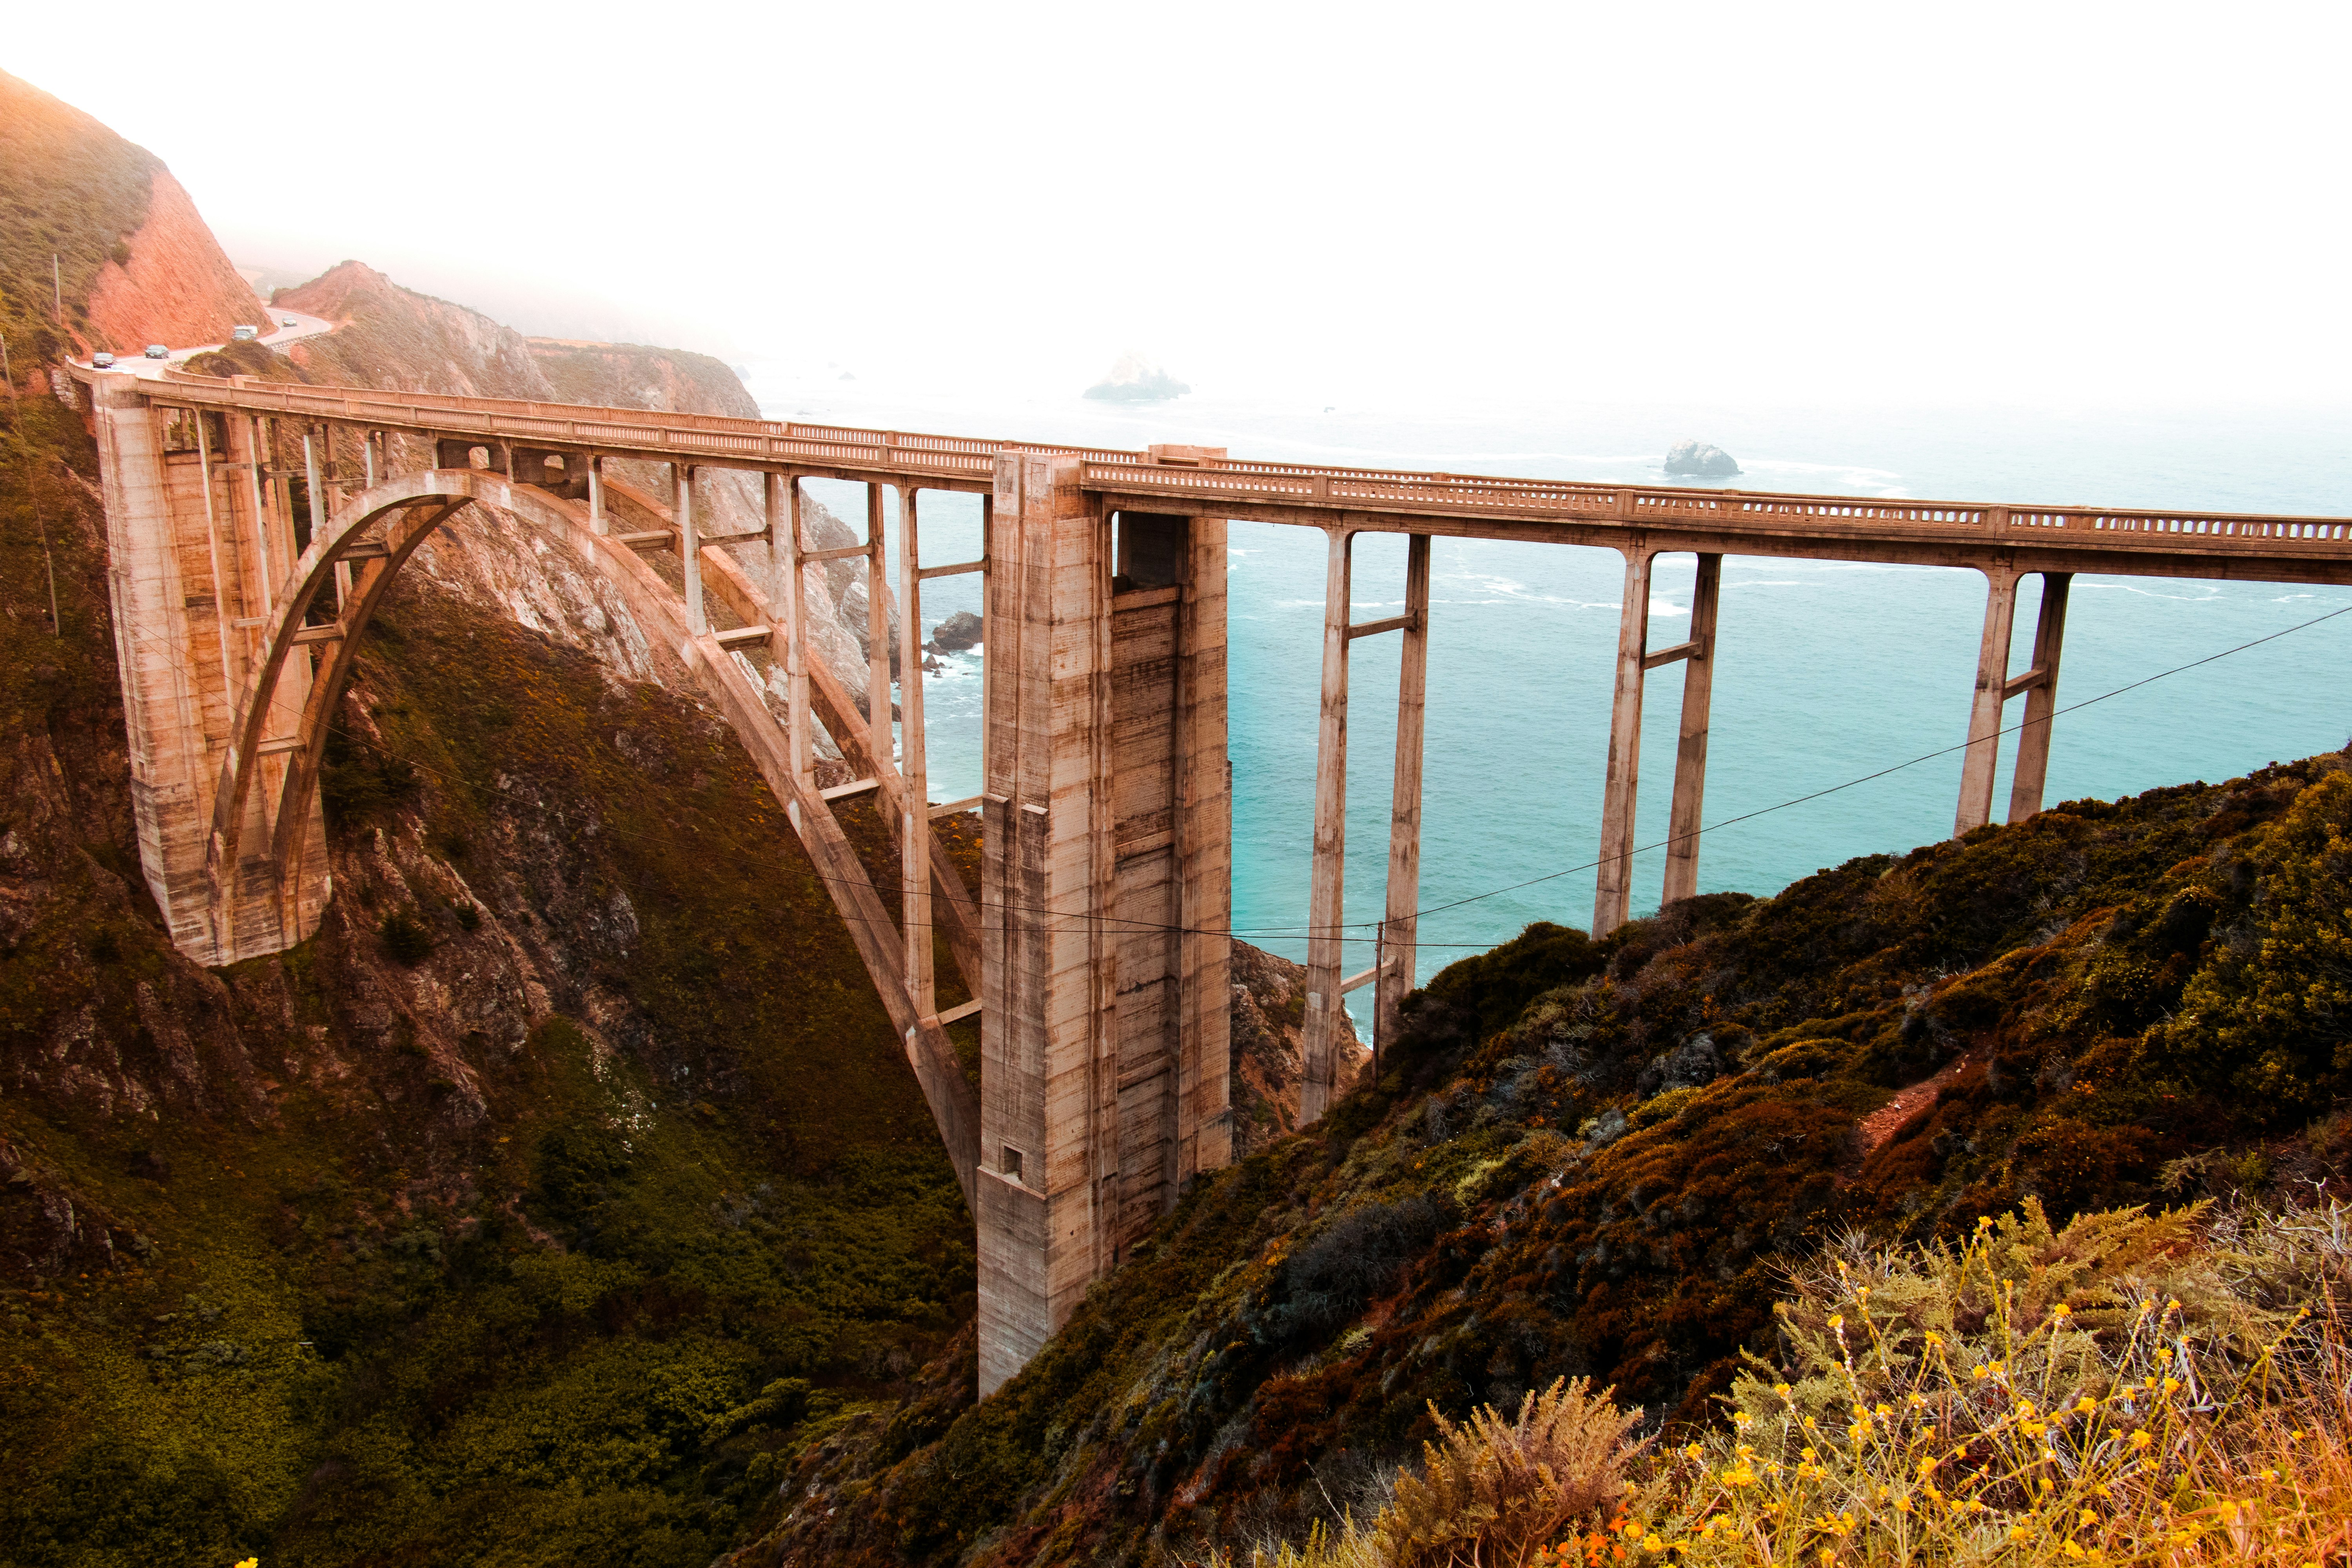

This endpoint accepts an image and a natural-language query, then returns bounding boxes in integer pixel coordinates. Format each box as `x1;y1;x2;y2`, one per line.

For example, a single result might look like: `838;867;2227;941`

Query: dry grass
1376;1379;1647;1568
1218;1199;2352;1567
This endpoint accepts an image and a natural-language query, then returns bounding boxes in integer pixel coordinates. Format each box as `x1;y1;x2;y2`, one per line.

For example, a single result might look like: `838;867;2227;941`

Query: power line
109;539;2352;954
1406;598;2352;926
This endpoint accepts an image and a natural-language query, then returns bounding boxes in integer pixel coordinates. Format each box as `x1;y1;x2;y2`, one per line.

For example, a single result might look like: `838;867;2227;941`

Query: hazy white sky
15;1;2348;410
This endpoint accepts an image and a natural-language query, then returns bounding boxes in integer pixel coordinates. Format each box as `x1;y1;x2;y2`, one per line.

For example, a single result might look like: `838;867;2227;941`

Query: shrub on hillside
1220;1198;2352;1567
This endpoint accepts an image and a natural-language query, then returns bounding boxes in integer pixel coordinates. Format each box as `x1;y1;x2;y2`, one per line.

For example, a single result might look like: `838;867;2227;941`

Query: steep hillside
274;261;550;399
725;754;2352;1567
261;260;880;710
530;338;760;419
0;70;262;358
81;169;266;353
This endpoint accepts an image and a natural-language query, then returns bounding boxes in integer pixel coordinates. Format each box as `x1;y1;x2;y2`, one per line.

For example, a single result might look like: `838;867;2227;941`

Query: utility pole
53;254;63;324
32;466;61;638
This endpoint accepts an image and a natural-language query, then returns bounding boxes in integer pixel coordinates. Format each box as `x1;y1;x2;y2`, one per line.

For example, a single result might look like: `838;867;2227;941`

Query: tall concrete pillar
93;376;326;964
1300;528;1354;1123
1593;547;1655;934
976;459;1230;1395
1659;553;1722;907
1376;534;1432;1058
1955;563;2021;836
2006;573;2072;824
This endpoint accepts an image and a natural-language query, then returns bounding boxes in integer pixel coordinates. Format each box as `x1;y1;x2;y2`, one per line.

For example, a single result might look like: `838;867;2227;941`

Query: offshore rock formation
1663;437;1740;477
1083;350;1190;404
925;610;982;654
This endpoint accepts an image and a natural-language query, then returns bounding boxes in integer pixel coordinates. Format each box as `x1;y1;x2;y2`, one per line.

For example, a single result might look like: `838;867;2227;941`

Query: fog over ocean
745;368;2352;993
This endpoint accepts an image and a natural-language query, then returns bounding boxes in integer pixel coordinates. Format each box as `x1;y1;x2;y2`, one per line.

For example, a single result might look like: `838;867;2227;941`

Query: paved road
77;304;335;379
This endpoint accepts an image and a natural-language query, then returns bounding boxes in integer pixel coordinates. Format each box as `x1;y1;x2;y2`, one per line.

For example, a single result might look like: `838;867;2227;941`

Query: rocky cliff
0;69;263;360
269;260;877;715
1230;942;1369;1159
82;171;268;354
530;338;760;418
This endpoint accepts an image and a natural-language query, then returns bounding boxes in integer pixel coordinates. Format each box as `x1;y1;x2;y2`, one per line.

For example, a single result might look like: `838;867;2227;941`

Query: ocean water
750;371;2352;988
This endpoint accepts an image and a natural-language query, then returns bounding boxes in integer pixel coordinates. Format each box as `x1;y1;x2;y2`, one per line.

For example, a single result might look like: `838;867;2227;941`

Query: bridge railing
96;366;2352;555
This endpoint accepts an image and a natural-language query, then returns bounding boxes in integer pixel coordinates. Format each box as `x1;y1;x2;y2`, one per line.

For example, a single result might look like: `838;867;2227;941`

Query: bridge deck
140;368;2352;584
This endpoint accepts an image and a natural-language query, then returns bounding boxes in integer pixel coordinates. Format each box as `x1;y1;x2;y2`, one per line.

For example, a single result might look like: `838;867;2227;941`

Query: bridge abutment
93;375;327;964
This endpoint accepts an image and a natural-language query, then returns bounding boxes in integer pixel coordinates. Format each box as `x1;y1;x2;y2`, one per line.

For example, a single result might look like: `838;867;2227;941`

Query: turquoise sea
747;373;2352;993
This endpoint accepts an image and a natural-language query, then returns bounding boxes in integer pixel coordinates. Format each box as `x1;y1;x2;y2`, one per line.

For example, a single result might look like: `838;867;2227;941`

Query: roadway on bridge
78;304;335;378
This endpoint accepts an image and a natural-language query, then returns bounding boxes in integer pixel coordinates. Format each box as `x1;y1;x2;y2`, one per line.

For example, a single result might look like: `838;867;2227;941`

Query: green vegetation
182;339;310;383
739;754;2352;1567
1220;1196;2352;1566
0;545;976;1563
0;68;159;361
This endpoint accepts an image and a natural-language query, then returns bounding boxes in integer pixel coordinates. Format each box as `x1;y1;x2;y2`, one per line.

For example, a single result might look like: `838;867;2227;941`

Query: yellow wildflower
2130;1430;2152;1450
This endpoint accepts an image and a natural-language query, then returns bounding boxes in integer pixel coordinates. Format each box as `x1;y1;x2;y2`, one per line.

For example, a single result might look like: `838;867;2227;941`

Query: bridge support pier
1376;534;1433;1058
1301;530;1434;1116
2007;573;2071;823
1955;566;2072;834
1594;550;1724;934
91;375;327;963
976;456;1231;1395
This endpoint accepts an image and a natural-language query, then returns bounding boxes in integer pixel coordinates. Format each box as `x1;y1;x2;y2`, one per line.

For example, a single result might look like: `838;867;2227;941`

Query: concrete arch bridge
65;365;2352;1390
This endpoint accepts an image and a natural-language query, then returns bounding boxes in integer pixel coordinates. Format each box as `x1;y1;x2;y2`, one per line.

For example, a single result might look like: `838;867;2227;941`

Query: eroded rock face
82;171;269;354
269;261;882;719
529;338;759;419
1663;438;1740;477
1229;940;1369;1158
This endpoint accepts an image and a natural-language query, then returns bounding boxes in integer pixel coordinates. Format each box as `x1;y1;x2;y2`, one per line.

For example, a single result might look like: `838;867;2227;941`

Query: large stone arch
201;466;982;1203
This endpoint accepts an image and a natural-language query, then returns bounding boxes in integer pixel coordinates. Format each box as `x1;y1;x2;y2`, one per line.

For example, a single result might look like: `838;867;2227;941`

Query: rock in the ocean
1663;438;1741;477
926;610;982;654
1083;349;1190;404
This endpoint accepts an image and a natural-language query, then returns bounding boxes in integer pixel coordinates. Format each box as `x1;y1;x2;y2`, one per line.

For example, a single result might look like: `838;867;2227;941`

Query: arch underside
208;467;981;1204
